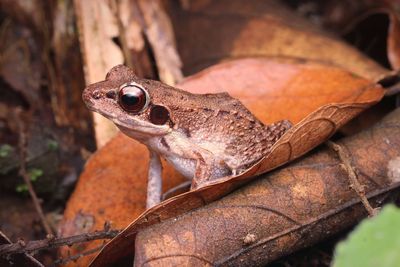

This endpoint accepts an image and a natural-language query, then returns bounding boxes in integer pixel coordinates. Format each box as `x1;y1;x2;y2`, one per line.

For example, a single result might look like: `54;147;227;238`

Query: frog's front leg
146;150;163;208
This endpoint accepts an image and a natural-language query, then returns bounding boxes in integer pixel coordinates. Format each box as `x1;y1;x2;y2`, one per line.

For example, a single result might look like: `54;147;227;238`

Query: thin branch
327;141;379;216
0;227;120;257
16;109;54;235
53;243;105;266
384;84;400;96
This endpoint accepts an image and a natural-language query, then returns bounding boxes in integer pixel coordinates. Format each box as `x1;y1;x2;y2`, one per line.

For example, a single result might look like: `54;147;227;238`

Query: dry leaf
88;57;384;266
134;107;400;266
167;0;388;80
180;57;383;125
320;0;400;71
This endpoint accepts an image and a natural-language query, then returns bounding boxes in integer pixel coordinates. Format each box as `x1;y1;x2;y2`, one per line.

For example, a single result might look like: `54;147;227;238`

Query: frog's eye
150;105;170;125
118;83;149;113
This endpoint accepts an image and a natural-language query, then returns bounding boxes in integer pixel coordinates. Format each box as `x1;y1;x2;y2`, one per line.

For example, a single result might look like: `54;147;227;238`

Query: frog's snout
90;89;103;100
82;86;101;109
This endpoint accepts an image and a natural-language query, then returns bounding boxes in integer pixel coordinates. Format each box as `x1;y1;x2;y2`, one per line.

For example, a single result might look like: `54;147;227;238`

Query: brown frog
82;65;291;208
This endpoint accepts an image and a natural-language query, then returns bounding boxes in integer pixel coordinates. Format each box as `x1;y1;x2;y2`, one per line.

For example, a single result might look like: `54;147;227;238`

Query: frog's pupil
122;94;139;105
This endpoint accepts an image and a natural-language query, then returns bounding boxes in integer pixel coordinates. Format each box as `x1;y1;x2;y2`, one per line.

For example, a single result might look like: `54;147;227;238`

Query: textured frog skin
83;65;291;201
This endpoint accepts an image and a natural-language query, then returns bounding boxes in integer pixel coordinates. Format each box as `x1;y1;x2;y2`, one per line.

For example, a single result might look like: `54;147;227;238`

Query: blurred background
0;0;399;266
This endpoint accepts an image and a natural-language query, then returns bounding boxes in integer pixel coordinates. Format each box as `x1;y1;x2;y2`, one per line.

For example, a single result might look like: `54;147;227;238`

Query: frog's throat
116;122;171;138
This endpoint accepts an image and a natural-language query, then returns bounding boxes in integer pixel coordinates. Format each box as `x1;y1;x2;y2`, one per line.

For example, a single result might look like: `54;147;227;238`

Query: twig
385;84;400;97
380;70;400;99
53;243;105;266
15;109;54;235
0;227;120;257
327;141;379;216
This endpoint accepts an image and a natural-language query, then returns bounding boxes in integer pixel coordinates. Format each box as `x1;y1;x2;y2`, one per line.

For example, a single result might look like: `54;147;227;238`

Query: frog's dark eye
150;105;170;125
118;84;149;113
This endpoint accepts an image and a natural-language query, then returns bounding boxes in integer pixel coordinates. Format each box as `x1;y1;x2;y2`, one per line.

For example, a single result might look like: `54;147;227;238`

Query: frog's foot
146;150;163;209
191;153;210;190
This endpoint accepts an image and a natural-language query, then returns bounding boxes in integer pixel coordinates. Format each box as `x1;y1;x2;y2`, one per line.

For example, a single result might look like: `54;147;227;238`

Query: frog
82;65;292;208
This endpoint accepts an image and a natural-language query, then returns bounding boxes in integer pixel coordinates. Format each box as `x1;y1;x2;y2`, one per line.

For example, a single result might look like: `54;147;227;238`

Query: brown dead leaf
134;108;400;266
320;1;400;71
166;0;389;80
181;57;383;125
88;57;384;266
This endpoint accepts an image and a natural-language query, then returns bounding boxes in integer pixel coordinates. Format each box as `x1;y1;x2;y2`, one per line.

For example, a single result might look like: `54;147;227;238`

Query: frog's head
82;65;174;140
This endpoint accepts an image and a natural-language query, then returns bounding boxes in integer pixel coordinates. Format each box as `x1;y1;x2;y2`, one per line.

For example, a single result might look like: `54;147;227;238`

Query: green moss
0;144;13;158
28;168;44;182
46;139;59;151
16;184;28;193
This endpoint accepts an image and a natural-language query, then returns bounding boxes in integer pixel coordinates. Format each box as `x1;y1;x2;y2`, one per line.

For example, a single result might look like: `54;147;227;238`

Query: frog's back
169;91;290;172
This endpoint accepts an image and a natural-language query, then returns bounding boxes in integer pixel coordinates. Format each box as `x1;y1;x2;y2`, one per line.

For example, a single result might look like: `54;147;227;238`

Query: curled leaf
134;107;400;266
89;57;385;266
167;0;388;80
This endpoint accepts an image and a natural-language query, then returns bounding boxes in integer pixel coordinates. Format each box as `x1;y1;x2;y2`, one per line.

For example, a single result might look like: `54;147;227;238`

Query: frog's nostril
106;90;116;99
92;90;102;99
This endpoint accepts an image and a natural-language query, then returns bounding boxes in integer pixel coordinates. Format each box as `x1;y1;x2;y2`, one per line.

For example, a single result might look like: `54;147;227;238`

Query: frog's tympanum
83;65;291;208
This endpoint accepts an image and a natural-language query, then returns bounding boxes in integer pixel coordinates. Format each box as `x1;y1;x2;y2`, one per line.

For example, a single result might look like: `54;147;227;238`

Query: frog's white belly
146;133;197;179
147;131;233;180
164;155;196;179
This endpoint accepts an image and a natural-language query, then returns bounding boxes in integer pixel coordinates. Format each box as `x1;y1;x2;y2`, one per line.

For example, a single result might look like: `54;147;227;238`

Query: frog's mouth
92;107;171;138
114;119;171;137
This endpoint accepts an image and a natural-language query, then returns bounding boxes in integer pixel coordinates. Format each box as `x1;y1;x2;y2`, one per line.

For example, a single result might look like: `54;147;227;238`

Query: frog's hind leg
191;152;231;190
265;120;292;143
146;150;163;208
162;180;192;200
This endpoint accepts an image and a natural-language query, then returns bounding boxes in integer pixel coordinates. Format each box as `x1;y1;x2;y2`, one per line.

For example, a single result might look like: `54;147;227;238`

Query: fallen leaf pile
88;57;388;267
58;1;400;266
